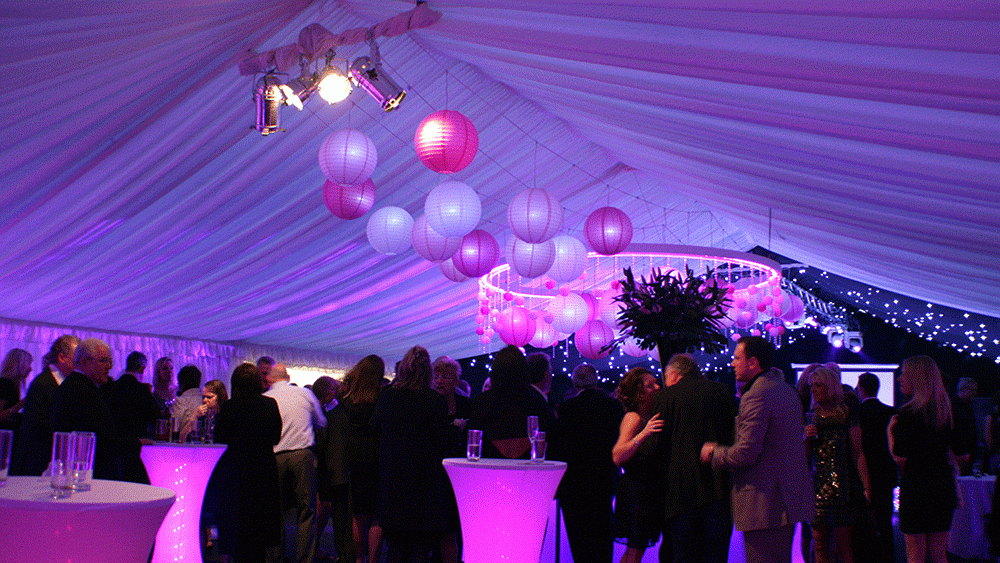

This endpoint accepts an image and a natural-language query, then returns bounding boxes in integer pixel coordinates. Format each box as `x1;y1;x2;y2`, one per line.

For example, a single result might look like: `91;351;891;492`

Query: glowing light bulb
318;73;352;104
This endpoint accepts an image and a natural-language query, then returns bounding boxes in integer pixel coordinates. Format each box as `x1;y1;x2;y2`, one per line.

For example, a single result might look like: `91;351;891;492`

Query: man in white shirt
264;363;327;563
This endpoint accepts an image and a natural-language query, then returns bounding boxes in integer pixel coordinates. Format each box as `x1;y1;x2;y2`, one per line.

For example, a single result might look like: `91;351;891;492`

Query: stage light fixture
254;74;287;135
350;37;406;112
845;331;863;353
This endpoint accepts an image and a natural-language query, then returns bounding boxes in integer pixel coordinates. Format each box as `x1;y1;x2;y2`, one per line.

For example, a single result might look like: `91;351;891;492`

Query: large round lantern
548;292;589;334
585;206;632;255
496;306;536;347
366;206;413;255
452;229;499;278
781;294;805;323
414;110;478;174
506;237;555;279
439;257;469;282
318;129;378;186
322;179;376;220
411;214;462;263
546;235;588;283
575;319;614;359
580;292;599;322
529;320;559;348
599;286;624;328
507;188;563;243
424;181;481;238
622;337;647;357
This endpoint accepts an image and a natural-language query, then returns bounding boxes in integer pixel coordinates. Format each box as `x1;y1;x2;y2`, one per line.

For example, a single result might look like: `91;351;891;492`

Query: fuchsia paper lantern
424;181;482;238
318;129;378;186
323;179;376;220
453;229;499;278
575;319;614;359
580;292;599;322
414;110;479;174
507;188;563;243
366;206;413;255
529;320;559;348
496;306;536;347
506;237;556;279
412;214;462;263
547;236;588;283
781;294;805;323
548;292;588;334
439;257;469;282
585;207;632;255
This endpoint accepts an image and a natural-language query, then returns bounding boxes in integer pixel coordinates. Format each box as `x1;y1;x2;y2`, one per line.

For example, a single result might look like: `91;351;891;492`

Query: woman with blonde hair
0;348;32;427
803;366;868;563
889;355;966;563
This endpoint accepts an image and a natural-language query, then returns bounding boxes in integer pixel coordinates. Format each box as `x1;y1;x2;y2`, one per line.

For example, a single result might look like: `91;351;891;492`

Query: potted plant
606;266;732;361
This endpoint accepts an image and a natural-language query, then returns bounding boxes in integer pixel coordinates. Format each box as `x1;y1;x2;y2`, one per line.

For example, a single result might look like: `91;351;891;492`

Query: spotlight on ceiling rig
350;37;406;112
254;73;297;135
845;331;863;353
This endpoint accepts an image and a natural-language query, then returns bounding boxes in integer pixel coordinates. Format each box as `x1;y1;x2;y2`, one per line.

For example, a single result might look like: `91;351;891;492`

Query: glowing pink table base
443;458;566;563
141;443;226;563
0;476;175;563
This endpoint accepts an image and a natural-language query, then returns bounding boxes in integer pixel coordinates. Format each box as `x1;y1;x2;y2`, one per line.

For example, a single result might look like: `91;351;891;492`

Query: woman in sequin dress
804;365;869;563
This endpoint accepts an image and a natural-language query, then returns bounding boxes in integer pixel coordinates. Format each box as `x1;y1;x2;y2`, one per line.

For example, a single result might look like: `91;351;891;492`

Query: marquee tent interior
2;0;998;373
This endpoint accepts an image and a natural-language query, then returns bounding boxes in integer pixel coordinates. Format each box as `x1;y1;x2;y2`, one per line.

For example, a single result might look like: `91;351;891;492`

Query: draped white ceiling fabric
2;0;997;361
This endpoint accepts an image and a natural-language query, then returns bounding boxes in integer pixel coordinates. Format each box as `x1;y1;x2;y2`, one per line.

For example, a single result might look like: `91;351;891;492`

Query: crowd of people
0;334;988;563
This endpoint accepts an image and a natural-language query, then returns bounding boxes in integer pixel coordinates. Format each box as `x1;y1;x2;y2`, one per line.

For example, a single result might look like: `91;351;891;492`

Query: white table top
0;476;175;510
443;457;567;471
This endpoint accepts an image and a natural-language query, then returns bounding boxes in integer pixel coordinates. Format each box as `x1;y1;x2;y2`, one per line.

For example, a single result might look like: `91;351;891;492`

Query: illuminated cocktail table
141;442;226;563
443;458;566;563
0;476;175;563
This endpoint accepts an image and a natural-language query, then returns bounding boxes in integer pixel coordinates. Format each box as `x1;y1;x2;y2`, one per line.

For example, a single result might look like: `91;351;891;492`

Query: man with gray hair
264;363;327;563
52;338;125;480
554;363;624;563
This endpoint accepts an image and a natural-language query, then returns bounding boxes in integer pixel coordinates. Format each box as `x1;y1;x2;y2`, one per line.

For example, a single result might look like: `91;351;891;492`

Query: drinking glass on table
71;431;96;491
526;415;539;440
50;432;75;499
531;431;547;463
467;429;482;461
0;429;13;484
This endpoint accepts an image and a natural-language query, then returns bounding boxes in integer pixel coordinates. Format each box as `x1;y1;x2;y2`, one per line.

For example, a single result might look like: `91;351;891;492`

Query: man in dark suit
554;363;624;563
701;336;812;563
11;334;79;475
312;376;354;563
51;337;125;481
856;372;897;563
105;351;161;483
654;353;736;563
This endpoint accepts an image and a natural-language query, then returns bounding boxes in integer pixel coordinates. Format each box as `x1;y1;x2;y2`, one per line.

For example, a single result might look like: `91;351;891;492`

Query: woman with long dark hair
889;355;966;563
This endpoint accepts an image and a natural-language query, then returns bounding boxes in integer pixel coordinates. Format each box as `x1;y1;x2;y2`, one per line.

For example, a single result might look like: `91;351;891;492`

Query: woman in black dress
340;354;385;563
372;346;456;563
611;367;663;563
889;355;966;563
213;363;282;563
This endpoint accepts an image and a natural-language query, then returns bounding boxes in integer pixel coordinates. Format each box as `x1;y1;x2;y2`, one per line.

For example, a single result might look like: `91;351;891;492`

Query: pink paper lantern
439;257;469;282
414;110;478;174
548;292;588;334
496;306;536;347
575;320;614;359
622;337;647;358
547;235;588;283
412;214;462;263
506;237;556;279
580;292;599;322
584;207;632;255
781;294;805;323
322;179;376;220
529;320;558;348
366;206;413;255
318;129;378;186
453;229;499;278
507;188;563;243
424;181;482;238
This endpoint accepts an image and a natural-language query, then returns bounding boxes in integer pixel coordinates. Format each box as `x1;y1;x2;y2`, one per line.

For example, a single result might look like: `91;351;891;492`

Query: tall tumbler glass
50;432;76;499
71;431;96;491
0;429;13;484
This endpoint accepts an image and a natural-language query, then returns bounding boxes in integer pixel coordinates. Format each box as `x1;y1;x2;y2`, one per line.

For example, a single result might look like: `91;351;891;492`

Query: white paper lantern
318;129;378;186
546;235;588;283
366;206;413;255
529;320;559;348
506;237;556;279
622;337;648;357
411;214;462;263
507;188;563;243
548;292;588;334
439;257;469;282
424;181;481;238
